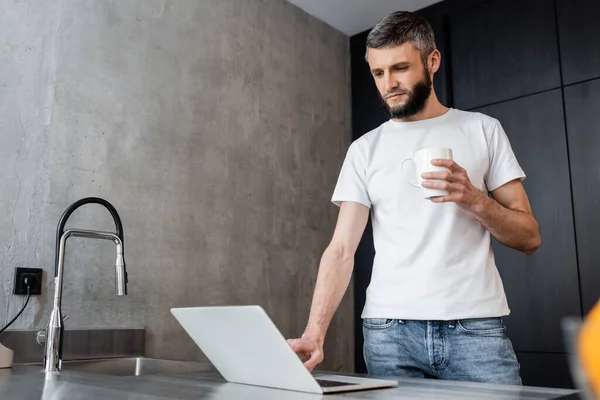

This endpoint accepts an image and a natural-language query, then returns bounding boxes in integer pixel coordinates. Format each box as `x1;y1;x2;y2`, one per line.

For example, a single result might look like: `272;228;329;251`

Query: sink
41;357;216;376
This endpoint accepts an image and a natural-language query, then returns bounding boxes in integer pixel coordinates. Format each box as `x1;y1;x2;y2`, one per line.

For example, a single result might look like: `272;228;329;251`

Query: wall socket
13;267;43;295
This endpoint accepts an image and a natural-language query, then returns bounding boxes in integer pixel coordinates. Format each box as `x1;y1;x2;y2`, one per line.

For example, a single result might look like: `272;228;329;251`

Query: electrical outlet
13;267;43;295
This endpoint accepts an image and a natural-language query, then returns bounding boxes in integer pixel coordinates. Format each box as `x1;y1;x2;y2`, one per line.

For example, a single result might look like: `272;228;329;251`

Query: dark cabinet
450;0;561;109
416;2;450;106
350;32;389;138
476;89;581;353
564;79;600;314
516;353;575;389
556;0;600;85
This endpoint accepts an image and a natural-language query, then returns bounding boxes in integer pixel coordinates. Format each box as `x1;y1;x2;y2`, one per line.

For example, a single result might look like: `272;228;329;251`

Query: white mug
401;147;453;198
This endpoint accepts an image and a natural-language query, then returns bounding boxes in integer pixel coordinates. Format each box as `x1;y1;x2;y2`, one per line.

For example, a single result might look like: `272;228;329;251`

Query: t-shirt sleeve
485;119;526;192
331;141;371;208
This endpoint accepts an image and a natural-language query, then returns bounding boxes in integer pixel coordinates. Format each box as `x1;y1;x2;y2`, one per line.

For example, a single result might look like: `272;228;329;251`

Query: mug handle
401;158;420;188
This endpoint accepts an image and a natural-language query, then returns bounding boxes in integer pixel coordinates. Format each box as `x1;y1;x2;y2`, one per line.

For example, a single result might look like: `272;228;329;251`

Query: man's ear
429;49;441;74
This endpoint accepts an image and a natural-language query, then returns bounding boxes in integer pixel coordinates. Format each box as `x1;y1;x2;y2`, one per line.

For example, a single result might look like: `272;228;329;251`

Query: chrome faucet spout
43;198;128;372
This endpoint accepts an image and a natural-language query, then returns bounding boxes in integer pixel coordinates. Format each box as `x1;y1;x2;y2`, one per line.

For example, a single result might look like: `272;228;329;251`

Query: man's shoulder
349;121;390;153
450;108;500;128
355;121;390;143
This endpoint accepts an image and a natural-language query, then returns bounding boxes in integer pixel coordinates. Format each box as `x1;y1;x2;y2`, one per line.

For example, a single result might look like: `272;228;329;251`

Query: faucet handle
36;315;69;345
36;328;46;345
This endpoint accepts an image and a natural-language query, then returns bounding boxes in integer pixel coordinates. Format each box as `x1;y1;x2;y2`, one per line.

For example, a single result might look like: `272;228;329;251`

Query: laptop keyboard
316;379;358;388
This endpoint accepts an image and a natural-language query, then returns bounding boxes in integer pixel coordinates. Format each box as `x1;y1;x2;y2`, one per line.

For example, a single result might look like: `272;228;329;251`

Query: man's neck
392;97;449;123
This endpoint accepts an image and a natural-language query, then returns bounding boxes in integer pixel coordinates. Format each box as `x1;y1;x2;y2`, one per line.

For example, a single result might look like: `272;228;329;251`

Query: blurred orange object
579;299;600;397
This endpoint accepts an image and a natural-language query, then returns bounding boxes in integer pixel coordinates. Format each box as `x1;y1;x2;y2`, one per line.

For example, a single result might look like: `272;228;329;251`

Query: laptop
170;305;398;394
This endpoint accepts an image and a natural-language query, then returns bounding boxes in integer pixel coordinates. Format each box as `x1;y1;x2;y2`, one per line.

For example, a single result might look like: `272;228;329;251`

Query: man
288;11;541;385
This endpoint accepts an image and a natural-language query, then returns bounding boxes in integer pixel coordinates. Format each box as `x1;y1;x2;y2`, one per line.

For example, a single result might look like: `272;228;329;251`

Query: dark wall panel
350;31;389;139
556;0;600;85
450;0;561;109
416;3;450;106
476;90;580;353
516;353;575;389
564;79;600;314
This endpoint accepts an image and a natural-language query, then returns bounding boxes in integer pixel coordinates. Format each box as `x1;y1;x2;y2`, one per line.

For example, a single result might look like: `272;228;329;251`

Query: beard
381;69;432;119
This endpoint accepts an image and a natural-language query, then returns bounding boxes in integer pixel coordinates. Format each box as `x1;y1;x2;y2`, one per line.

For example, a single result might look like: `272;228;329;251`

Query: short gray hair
365;11;436;65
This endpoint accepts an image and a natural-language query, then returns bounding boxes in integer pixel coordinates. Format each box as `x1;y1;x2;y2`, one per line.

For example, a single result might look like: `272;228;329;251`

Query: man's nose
383;72;399;94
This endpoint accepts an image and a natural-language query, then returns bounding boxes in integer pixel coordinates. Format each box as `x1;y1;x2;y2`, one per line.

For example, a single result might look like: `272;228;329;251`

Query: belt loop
398;319;405;324
448;320;456;329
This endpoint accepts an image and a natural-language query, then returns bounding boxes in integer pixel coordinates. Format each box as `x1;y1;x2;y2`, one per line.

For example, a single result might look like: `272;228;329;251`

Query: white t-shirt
332;108;526;321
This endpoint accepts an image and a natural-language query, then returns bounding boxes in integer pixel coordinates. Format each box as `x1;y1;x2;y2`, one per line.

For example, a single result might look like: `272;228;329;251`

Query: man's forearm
303;245;354;342
471;195;541;254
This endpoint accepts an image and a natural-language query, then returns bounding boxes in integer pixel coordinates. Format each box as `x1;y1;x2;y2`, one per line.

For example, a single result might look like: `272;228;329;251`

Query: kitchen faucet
41;197;128;372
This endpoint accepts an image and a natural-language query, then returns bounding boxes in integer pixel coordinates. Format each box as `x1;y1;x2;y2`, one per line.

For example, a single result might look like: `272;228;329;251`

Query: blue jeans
362;317;522;385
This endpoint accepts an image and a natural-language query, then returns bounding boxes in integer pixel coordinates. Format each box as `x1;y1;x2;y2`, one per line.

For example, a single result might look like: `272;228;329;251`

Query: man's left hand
421;159;487;212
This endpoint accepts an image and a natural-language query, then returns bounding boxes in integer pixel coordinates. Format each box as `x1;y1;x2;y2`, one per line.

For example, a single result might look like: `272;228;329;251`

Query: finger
421;170;452;181
429;195;457;203
289;339;317;358
287;339;306;353
421;180;453;190
304;352;323;371
431;158;462;172
429;196;448;203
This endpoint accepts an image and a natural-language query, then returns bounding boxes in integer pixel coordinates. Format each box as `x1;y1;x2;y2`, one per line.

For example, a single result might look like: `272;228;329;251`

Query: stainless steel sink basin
52;357;215;376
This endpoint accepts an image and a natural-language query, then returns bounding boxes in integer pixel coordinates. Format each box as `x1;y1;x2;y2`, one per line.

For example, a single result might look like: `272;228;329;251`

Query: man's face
367;43;433;119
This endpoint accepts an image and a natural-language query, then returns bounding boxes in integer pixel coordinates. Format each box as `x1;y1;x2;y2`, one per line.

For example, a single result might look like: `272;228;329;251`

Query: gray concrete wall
0;0;353;371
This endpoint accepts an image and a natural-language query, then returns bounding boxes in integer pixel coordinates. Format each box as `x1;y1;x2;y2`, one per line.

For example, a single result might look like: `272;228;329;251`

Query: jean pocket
456;318;506;336
362;318;395;330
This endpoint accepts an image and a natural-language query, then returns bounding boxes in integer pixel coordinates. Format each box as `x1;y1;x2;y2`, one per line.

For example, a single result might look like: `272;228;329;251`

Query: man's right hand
287;335;324;371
